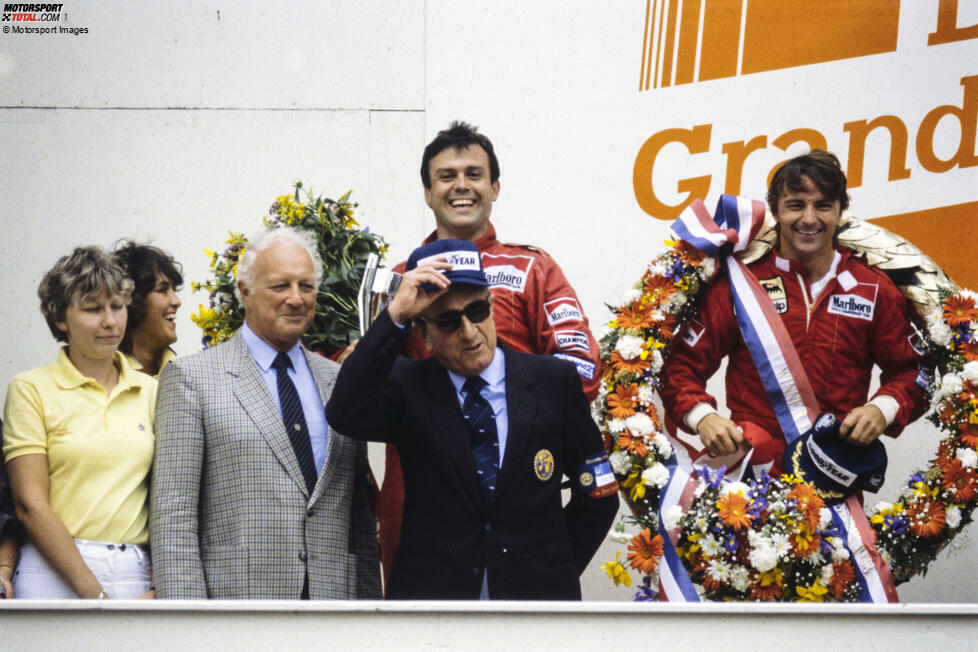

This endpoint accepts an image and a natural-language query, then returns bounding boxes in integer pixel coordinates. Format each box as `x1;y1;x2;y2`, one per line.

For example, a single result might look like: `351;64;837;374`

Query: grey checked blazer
150;333;381;599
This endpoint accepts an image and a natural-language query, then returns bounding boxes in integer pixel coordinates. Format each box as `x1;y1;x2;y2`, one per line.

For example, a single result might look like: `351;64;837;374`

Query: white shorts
13;538;151;599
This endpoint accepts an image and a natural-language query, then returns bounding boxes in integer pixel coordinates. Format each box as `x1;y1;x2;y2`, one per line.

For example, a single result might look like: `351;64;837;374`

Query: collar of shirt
241;322;306;373
774;250;841;301
52;348;146;398
240;322;328;475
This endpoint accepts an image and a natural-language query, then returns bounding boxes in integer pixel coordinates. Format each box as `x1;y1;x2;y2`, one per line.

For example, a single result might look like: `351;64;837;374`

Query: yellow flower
757;568;782;587
602;553;632;587
796;581;829;602
630;482;647;501
780;474;803;485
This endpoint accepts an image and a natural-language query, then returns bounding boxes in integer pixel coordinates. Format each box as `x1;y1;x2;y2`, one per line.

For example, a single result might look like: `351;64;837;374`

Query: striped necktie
272;352;318;493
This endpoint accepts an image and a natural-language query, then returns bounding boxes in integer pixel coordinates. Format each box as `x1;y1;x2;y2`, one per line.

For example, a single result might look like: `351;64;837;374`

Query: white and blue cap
782;413;888;505
406;239;488;288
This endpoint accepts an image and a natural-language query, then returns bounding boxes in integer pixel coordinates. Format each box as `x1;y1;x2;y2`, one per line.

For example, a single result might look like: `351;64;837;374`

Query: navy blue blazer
327;311;617;600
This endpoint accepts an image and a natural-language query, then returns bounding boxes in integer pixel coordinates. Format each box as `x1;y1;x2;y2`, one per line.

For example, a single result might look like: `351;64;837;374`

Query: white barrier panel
2;601;978;650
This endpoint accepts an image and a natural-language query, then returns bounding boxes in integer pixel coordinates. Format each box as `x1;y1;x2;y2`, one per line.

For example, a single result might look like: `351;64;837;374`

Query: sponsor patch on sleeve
682;318;706;347
545;297;584;325
578;452;618;498
553;353;596;380
554;329;591;354
916;365;934;392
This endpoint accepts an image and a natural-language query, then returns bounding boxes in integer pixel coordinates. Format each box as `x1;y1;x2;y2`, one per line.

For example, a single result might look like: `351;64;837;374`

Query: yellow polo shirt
2;349;156;544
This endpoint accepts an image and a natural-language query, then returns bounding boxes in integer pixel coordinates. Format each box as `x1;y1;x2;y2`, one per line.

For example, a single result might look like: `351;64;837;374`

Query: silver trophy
358;253;403;335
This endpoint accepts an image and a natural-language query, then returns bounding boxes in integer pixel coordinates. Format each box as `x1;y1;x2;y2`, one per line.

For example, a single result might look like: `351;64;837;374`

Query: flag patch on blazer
578;452;618;498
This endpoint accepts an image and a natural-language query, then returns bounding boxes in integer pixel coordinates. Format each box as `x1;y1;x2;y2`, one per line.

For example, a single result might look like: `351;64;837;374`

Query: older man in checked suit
150;227;381;600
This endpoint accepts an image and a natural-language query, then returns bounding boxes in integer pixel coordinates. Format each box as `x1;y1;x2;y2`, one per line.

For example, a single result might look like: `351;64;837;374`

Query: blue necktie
462;376;499;509
272;352;318;493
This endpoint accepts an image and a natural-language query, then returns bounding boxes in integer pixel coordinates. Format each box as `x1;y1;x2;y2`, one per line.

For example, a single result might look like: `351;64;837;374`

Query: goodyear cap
406;239;488;288
782;413;888;504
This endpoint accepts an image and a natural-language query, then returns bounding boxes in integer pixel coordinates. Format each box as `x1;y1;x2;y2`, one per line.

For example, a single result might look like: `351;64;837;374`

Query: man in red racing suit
376;122;601;586
660;149;928;469
660;247;929;470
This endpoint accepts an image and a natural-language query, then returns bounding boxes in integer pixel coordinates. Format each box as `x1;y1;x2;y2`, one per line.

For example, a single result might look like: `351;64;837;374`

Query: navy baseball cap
782;413;888;504
406;239;488;288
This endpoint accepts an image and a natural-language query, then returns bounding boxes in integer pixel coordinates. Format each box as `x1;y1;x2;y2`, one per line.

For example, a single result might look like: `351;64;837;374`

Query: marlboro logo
827;293;875;321
545;297;584;325
481;253;534;292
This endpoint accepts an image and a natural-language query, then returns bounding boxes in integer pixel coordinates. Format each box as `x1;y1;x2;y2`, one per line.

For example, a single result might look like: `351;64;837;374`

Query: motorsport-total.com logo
2;3;63;21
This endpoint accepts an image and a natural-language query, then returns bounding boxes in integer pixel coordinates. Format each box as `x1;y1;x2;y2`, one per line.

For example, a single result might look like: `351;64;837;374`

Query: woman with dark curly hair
112;241;183;377
3;246;156;599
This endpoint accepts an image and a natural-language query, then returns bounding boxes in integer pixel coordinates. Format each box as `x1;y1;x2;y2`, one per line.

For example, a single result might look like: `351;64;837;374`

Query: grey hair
234;226;324;302
38;245;134;343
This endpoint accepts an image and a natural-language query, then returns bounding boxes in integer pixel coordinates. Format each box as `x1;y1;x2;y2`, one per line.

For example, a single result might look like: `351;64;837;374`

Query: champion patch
534;449;555;481
544;297;584;326
481;253;534;293
682;318;706;347
759;276;788;314
553;353;596;380
555;329;590;353
827;293;876;321
578;452;618;498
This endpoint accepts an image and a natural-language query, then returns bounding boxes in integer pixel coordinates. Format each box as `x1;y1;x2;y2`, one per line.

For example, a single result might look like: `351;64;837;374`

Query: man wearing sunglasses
327;239;617;600
376;120;604;587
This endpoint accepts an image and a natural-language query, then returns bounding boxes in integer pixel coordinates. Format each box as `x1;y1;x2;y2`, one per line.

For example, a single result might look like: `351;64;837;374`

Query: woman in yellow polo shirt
112;241;183;378
3;246;156;599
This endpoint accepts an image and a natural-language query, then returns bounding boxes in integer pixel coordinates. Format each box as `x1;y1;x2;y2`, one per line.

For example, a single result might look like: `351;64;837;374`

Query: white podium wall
1;0;976;604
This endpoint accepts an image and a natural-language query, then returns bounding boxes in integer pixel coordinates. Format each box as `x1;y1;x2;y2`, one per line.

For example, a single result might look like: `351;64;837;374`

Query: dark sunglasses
422;299;492;334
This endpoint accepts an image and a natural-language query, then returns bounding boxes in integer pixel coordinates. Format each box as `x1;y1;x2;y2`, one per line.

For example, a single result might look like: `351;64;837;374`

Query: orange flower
607;384;640;419
616;306;654;330
751;583;782;601
939;402;958;424
626;529;664;574
907;498;947;538
616;432;649;458
610;350;651;376
960;339;978;363
943;294;978;327
941;458;978;502
936;440;956;466
675;240;705;265
717;492;752;531
643;274;676;299
787;483;825;532
828;561;856;597
958;420;978;449
751;570;783;601
657;313;678;340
